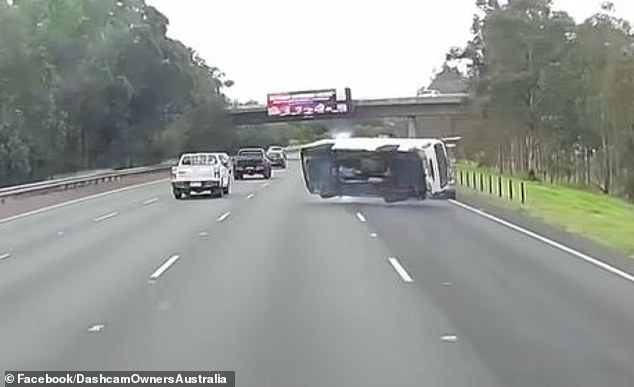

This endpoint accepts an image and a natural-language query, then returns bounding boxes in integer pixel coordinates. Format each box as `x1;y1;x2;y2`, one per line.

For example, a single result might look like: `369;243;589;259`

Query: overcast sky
145;0;634;102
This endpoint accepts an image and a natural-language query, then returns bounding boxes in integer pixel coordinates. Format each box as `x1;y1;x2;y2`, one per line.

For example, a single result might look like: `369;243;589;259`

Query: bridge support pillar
407;116;417;138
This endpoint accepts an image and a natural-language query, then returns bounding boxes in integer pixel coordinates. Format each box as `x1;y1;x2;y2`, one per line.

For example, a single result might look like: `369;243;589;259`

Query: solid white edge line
388;257;414;283
246;193;255;200
356;212;367;223
0;253;11;260
93;211;118;222
0;178;168;224
217;211;231;222
142;198;159;206
449;199;634;284
149;254;180;280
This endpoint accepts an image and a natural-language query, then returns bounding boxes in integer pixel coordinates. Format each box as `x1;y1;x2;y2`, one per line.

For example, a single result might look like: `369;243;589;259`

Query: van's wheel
216;186;224;198
173;189;181;199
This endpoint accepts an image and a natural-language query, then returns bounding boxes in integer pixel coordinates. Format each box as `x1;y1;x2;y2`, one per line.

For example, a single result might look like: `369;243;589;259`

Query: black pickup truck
233;148;272;180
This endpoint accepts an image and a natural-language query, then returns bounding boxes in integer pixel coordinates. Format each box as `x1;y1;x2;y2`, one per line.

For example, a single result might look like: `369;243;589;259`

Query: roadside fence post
521;182;525;204
498;176;502;197
489;175;493;195
509;179;514;201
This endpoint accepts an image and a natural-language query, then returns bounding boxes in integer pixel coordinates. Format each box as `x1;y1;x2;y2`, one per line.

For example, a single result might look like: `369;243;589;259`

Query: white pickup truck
171;153;230;199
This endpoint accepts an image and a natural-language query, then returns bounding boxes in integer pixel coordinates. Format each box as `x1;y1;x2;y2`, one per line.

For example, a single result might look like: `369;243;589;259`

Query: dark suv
233;148;272;179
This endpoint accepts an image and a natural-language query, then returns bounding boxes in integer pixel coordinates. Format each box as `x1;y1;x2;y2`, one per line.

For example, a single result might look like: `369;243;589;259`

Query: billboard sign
267;89;349;118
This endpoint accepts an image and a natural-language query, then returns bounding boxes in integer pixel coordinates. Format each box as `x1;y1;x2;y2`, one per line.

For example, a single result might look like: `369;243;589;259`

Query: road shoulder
456;189;634;278
0;172;168;222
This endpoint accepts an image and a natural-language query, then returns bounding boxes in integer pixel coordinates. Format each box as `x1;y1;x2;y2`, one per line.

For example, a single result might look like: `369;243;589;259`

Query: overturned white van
300;137;456;202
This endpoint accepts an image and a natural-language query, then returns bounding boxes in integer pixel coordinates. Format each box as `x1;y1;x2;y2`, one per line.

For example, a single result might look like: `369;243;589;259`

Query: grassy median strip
455;163;634;258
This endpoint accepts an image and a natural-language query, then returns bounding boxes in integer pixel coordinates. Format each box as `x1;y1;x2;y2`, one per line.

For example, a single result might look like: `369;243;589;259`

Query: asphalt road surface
1;161;634;387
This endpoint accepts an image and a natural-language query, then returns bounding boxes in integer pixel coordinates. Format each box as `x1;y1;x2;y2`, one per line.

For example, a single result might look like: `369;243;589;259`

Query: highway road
1;160;634;387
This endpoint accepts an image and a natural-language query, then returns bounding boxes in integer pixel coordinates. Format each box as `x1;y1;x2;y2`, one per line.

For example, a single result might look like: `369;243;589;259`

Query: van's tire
173;189;182;199
263;170;272;179
234;173;242;180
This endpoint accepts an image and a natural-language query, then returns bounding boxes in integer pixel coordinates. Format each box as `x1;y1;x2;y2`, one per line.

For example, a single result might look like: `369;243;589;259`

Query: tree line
446;0;634;200
0;0;326;187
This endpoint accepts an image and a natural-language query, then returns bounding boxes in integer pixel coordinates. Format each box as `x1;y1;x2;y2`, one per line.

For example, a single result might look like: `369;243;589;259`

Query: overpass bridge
228;94;472;137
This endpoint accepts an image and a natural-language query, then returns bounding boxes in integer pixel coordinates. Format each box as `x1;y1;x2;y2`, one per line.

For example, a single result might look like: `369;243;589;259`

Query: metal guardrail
0;163;172;201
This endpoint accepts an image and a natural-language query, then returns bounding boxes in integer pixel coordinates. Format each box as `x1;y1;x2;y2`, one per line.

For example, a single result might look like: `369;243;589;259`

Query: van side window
428;159;435;180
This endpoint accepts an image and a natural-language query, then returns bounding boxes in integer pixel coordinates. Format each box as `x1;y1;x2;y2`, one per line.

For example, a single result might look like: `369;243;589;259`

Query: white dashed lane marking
217;212;231;222
93;212;118;222
356;212;367;223
388;257;413;283
441;335;458;343
149;254;181;282
86;324;105;333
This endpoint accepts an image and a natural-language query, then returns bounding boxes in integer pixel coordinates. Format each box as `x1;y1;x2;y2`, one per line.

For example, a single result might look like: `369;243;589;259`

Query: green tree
0;0;234;186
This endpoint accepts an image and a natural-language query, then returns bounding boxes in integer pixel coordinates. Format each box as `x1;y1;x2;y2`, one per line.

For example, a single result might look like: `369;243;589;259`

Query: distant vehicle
233;148;272;180
417;89;441;97
171;153;230;199
267;146;284;153
300;137;456;202
267;150;287;169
